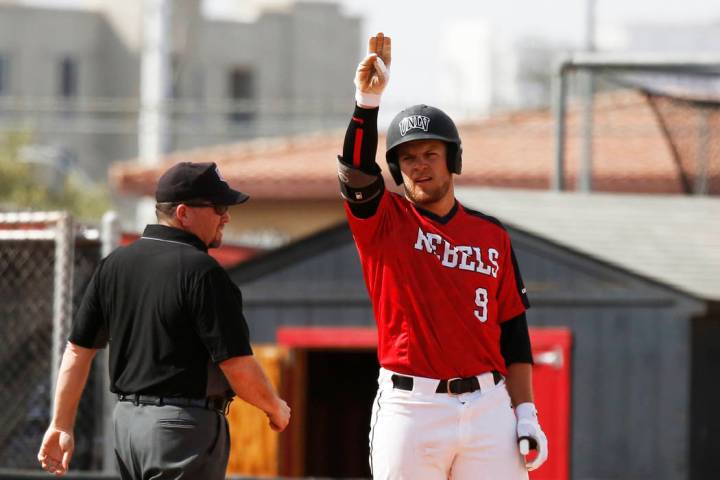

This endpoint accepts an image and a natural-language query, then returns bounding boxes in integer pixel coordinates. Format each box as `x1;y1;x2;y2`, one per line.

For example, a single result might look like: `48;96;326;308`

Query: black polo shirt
69;224;253;398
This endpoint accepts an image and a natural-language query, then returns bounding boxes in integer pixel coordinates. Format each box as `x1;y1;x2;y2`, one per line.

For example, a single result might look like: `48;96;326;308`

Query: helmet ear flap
387;154;404;185
446;144;463;175
454;145;463;175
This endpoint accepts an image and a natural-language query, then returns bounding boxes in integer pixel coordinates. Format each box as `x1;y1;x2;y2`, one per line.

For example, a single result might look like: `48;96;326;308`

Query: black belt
117;393;233;414
391;371;503;395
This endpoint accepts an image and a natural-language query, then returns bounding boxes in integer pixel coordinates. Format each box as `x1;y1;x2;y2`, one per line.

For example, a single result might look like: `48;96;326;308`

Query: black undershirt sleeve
500;312;534;366
69;261;108;349
347;188;383;218
339;104;384;219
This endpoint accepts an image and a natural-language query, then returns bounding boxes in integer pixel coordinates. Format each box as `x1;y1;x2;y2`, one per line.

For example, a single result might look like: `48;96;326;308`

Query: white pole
100;211;120;472
552;64;568;191
139;0;170;166
579;0;596;193
51;213;74;401
695;109;710;195
138;0;171;229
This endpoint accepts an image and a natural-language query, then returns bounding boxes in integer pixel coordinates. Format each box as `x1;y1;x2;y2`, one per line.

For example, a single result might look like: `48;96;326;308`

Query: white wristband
355;90;382;108
515;402;538;421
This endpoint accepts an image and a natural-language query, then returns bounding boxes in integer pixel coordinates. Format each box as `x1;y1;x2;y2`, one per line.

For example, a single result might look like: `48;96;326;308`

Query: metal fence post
552;62;568;191
579;68;595;192
51;212;74;402
695;108;711;195
100;211;120;472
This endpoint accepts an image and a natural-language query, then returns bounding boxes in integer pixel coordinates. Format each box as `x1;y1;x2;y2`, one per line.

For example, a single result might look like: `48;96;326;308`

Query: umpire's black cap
155;162;249;205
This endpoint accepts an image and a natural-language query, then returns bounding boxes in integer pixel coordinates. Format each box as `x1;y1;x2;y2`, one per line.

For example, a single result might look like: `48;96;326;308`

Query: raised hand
355;32;392;99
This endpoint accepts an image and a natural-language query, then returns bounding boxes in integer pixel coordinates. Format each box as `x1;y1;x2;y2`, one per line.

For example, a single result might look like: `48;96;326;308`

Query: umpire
37;162;290;479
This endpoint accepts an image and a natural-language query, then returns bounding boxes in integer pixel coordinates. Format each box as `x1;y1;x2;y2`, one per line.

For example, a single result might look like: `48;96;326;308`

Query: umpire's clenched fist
38;426;74;476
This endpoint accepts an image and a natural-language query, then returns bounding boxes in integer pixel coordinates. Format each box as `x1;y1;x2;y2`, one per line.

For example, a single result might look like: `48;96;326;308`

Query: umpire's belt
391;370;502;395
117;393;232;414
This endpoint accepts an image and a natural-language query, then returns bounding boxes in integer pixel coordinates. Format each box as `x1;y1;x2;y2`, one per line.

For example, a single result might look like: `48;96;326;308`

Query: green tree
0;132;111;220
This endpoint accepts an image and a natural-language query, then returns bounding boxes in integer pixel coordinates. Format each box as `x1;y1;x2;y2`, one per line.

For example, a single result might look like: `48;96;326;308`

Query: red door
276;327;572;479
528;328;572;480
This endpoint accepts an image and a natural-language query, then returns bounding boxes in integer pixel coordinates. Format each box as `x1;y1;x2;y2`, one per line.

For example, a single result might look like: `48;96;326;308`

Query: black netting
603;70;720;195
644;93;720;195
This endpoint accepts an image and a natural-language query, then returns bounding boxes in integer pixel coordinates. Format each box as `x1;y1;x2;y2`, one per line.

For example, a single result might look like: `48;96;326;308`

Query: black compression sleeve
500;312;534;366
340;104;384;218
341;104;381;174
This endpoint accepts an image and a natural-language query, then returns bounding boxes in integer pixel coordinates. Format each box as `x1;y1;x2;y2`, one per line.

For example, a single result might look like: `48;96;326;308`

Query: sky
330;0;720;44
22;0;720;50
200;0;720;50
206;0;720;113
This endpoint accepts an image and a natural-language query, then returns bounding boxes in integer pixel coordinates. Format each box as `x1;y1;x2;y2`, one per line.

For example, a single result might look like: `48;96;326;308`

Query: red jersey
346;190;529;379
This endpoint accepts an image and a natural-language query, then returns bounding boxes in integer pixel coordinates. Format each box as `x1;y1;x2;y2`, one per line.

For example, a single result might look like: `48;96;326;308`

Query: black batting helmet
385;104;463;185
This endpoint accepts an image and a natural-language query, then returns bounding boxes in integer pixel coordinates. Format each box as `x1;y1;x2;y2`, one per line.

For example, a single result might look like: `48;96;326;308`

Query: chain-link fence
0;212;109;471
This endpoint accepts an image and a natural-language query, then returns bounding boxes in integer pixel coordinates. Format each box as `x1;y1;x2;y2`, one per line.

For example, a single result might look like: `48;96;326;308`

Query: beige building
0;0;360;181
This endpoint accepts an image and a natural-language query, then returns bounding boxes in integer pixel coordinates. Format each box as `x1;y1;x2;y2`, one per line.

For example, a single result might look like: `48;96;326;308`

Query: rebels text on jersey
346;190;529;379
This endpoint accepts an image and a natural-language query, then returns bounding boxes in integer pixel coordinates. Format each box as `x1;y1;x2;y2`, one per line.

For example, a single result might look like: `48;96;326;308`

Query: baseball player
337;33;548;479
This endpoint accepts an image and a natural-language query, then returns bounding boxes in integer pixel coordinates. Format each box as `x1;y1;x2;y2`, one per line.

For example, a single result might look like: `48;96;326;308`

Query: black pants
113;401;230;480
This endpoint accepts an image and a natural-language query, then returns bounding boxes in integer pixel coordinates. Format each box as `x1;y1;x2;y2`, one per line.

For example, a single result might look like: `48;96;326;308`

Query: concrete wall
0;1;360;182
0;5;113;179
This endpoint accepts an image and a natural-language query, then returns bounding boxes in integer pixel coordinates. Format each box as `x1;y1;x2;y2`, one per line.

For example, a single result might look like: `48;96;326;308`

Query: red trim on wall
277;327;377;348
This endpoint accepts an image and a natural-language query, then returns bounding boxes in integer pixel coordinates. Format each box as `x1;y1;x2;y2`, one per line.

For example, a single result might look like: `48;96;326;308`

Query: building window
0;55;8;95
228;67;254;123
59;57;78;98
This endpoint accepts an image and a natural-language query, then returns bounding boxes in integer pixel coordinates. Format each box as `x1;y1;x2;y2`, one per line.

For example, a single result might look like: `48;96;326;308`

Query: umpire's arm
220;356;291;432
38;342;98;476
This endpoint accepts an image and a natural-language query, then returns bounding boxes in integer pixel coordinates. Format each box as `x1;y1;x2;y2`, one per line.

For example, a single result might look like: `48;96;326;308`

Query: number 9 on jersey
474;287;488;323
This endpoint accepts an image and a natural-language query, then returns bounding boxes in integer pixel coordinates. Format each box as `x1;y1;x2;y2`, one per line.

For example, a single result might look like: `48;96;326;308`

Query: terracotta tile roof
109;90;719;199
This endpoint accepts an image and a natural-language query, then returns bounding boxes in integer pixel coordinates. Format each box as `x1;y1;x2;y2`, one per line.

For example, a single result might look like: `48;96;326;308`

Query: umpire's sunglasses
182;203;230;216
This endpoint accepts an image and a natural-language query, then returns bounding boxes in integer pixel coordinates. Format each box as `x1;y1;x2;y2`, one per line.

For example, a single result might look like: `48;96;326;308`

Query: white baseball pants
369;368;528;480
